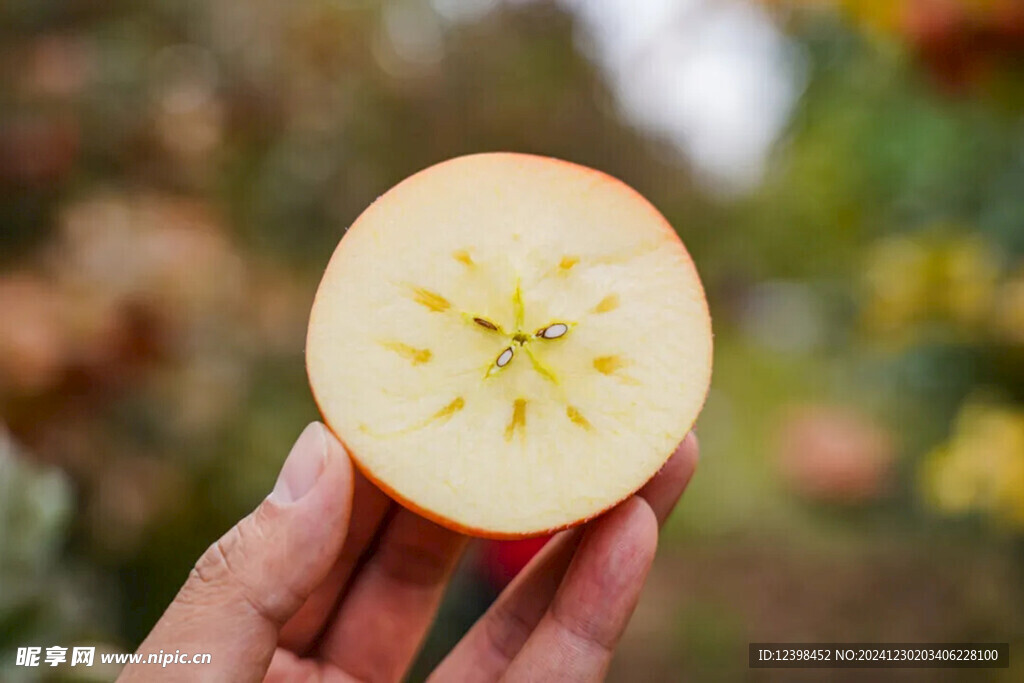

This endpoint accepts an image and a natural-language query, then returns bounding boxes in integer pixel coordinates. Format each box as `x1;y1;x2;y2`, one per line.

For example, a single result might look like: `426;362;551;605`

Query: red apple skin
307;152;712;540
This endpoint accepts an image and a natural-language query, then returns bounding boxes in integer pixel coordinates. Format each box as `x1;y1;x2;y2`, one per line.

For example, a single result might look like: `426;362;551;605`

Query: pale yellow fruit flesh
307;153;712;537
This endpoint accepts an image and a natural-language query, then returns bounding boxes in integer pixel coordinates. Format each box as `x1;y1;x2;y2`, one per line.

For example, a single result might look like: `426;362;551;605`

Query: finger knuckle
378;539;455;586
550;605;615;657
183;510;296;625
484;600;535;664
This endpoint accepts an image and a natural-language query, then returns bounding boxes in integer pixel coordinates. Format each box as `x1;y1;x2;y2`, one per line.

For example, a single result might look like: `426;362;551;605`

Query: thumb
121;422;354;682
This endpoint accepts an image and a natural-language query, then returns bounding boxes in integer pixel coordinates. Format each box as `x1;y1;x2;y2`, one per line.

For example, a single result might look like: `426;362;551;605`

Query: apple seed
496;347;514;368
538;323;568;339
473;317;499;331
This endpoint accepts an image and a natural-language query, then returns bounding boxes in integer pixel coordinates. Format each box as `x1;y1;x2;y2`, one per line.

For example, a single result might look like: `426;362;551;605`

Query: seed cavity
504;398;527;441
592;294;620;314
559;255;579;271
379;341;432;365
473;317;498;331
453;250;474;266
409;286;451;313
538;322;568;340
496;347;514;368
593;355;626;375
566;405;593;430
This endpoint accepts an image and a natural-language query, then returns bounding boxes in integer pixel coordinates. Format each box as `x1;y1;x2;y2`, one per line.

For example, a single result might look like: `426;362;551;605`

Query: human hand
120;422;698;682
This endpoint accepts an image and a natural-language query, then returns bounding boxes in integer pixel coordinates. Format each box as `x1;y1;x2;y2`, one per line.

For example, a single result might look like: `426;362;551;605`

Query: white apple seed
539;323;568;339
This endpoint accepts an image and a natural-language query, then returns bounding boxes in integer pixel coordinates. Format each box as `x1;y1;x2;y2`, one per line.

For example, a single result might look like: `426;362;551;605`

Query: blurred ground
2;0;1024;681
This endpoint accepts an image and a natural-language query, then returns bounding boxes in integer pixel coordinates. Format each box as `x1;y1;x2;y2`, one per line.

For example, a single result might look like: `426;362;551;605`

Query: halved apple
307;153;712;538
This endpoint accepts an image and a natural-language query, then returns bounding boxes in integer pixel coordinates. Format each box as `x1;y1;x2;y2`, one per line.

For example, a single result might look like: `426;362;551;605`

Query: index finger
278;467;393;653
500;496;659;681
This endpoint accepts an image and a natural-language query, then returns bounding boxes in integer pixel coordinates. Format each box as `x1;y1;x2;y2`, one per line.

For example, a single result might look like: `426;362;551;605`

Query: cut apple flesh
307;153;712;538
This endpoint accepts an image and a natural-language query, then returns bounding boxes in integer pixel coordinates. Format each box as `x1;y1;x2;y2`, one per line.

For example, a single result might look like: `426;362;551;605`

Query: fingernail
270;422;327;504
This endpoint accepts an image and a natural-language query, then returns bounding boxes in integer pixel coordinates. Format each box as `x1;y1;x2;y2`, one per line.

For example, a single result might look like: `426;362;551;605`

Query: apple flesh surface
307;153;712;538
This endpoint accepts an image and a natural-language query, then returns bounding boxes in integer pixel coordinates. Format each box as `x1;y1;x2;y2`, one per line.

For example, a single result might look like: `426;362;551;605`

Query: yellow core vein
566;405;593;430
380;341;432;365
505;398;527;441
359;396;463;438
410;286;451;312
592;294;620;314
512;279;525;329
524;347;559;384
433;397;465;421
593;355;626;375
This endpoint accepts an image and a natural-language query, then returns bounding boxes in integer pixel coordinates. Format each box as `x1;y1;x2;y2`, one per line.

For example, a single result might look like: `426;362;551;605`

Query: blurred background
2;0;1023;680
